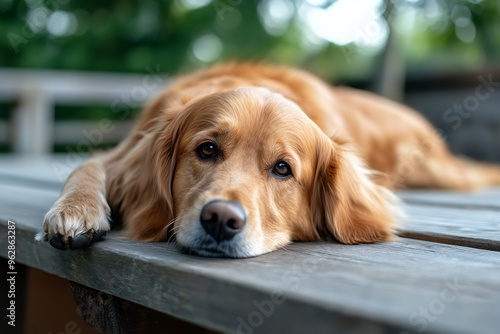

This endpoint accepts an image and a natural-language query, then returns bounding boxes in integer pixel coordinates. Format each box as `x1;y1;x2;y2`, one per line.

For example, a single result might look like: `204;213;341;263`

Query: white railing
0;68;170;155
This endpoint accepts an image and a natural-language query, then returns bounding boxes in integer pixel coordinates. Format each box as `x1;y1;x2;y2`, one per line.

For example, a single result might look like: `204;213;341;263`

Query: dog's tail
401;150;500;190
456;157;500;189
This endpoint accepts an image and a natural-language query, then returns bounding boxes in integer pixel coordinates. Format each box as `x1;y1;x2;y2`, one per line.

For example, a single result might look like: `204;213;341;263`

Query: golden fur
40;63;500;257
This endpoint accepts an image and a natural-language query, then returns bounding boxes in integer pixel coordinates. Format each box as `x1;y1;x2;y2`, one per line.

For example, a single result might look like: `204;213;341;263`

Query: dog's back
146;63;500;189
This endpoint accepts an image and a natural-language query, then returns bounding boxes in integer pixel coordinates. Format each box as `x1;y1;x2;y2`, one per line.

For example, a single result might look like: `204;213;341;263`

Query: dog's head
154;87;398;257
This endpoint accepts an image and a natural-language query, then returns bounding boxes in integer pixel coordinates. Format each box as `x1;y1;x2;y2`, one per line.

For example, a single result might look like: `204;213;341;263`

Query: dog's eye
272;161;292;178
196;142;218;160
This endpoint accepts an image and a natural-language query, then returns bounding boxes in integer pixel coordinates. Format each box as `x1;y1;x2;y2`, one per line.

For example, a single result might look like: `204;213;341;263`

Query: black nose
200;200;247;243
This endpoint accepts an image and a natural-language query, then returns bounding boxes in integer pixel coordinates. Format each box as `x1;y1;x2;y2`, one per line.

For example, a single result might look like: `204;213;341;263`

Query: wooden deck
0;156;499;334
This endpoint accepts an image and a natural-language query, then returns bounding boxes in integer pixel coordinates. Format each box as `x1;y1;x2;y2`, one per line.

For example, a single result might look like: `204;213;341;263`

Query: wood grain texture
1;181;500;334
398;188;500;210
70;281;217;334
399;204;500;251
0;155;71;184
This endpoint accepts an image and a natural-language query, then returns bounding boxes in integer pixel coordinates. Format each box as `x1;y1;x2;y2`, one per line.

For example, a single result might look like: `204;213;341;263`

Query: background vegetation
1;0;499;154
2;0;499;78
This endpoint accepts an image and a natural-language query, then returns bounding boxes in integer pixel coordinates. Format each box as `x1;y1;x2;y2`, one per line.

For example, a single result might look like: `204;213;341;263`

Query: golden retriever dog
38;63;500;257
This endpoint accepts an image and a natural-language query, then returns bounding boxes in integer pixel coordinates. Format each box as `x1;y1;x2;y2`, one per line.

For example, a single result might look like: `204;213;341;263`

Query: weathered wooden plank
0;183;60;212
400;204;500;251
398;189;500;210
0;155;75;184
69;281;217;334
2;217;500;334
0;182;499;334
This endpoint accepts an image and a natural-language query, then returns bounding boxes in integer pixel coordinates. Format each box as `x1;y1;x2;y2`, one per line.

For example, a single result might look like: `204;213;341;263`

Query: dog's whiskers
164;217;182;244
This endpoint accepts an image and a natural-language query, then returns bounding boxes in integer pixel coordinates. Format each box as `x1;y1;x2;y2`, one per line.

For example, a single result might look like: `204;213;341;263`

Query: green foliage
397;0;500;72
1;0;499;77
1;0;306;74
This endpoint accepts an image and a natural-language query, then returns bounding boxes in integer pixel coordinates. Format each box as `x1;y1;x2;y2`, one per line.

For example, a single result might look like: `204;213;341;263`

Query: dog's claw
92;230;106;242
69;234;91;249
47;231;106;251
49;234;67;251
49;231;106;250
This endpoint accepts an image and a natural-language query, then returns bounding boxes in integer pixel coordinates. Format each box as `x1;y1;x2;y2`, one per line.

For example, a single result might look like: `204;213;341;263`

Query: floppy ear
311;137;400;244
153;104;195;217
104;96;192;242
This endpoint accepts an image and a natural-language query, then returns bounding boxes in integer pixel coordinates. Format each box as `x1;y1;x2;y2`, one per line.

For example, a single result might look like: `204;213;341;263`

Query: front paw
36;192;111;250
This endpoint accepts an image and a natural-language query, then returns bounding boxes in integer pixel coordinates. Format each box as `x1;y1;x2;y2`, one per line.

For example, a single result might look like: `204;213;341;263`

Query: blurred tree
0;0;498;80
394;0;500;73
